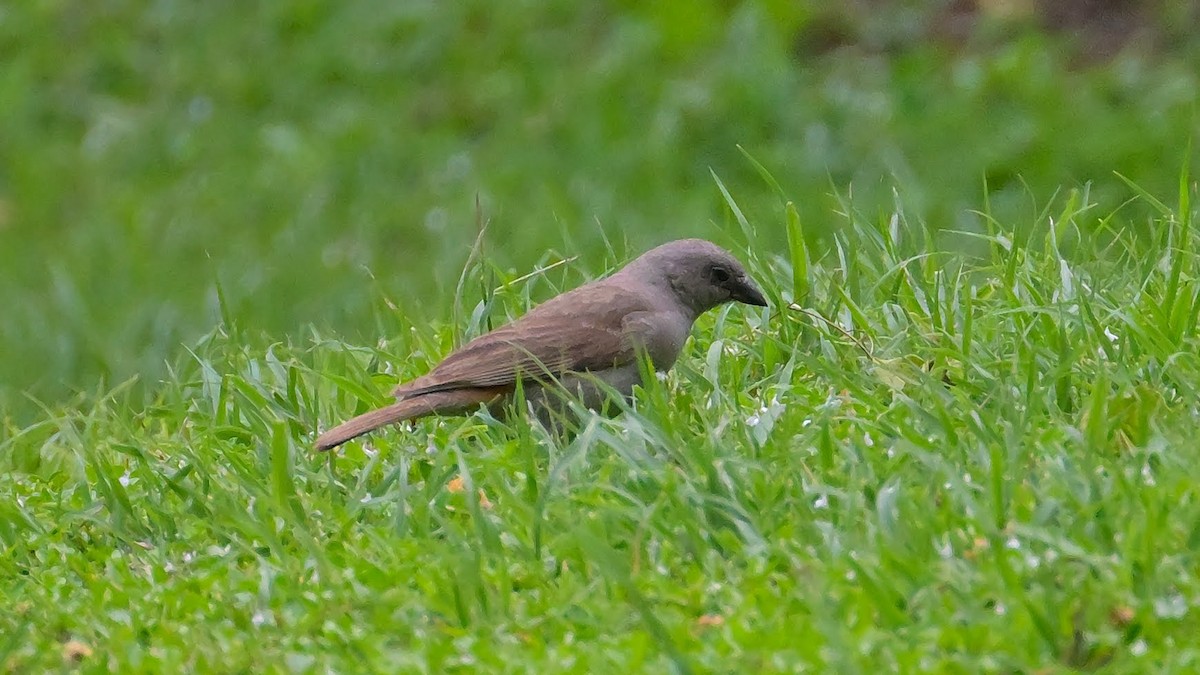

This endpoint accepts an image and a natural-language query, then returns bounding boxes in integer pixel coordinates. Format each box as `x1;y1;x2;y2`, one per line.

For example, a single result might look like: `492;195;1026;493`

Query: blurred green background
1;0;1198;421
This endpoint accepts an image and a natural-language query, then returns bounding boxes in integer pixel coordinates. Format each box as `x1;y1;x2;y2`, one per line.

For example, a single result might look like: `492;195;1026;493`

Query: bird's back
393;276;671;399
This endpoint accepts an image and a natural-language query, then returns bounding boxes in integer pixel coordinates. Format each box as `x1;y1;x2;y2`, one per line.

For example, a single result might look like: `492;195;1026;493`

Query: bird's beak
730;278;768;307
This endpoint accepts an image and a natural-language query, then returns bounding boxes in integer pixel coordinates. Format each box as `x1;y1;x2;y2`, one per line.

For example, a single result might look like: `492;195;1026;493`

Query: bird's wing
393;282;656;398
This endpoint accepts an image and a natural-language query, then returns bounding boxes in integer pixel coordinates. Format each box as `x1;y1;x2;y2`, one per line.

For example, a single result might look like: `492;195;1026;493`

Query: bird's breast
638;312;691;372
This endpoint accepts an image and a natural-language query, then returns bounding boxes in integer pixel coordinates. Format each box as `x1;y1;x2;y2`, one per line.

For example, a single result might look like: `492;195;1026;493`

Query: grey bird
315;238;767;451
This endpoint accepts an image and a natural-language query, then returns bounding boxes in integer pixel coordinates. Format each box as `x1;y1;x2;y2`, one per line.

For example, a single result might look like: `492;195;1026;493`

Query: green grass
5;1;1200;671
2;1;1198;416
6;176;1200;670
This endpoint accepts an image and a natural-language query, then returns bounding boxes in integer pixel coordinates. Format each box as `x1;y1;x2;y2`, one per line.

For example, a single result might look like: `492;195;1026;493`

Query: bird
315;238;768;451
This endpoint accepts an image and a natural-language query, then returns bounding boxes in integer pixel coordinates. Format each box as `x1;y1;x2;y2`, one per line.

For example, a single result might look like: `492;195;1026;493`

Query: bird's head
624;238;768;316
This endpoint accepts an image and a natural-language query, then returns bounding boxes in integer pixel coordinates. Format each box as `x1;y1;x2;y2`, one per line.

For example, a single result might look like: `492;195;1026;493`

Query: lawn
3;1;1200;672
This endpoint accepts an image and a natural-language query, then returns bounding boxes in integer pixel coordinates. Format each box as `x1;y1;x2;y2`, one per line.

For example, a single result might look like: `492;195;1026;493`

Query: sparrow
316;238;767;450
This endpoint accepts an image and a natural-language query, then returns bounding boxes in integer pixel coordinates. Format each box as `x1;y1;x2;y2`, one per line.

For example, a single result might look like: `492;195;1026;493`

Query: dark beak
729;278;768;307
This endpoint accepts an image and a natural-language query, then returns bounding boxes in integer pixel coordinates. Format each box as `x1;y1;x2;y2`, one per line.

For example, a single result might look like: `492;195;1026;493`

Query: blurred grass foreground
1;0;1197;418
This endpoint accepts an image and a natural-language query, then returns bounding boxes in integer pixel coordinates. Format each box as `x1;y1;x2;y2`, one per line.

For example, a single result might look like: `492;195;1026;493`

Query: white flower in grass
993;602;1006;616
819;392;843;411
1142;464;1156;486
813;495;828;510
746;398;781;433
1131;640;1148;656
1005;536;1020;550
655;371;669;382
1154;593;1187;619
119;471;132;487
936;540;953;559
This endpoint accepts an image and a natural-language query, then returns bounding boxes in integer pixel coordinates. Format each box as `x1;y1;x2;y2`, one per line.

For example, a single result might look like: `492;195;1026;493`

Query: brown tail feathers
315;388;506;451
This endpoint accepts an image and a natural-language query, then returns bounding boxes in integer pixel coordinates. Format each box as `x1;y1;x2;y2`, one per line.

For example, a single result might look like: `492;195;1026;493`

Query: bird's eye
709;266;731;283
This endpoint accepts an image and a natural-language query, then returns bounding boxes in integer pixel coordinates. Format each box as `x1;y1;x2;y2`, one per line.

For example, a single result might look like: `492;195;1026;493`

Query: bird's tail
314;389;504;451
315;401;419;451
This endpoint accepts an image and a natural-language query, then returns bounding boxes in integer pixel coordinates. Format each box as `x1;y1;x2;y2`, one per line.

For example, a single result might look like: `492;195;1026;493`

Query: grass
4;1;1200;671
5;172;1200;670
2;1;1198;416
